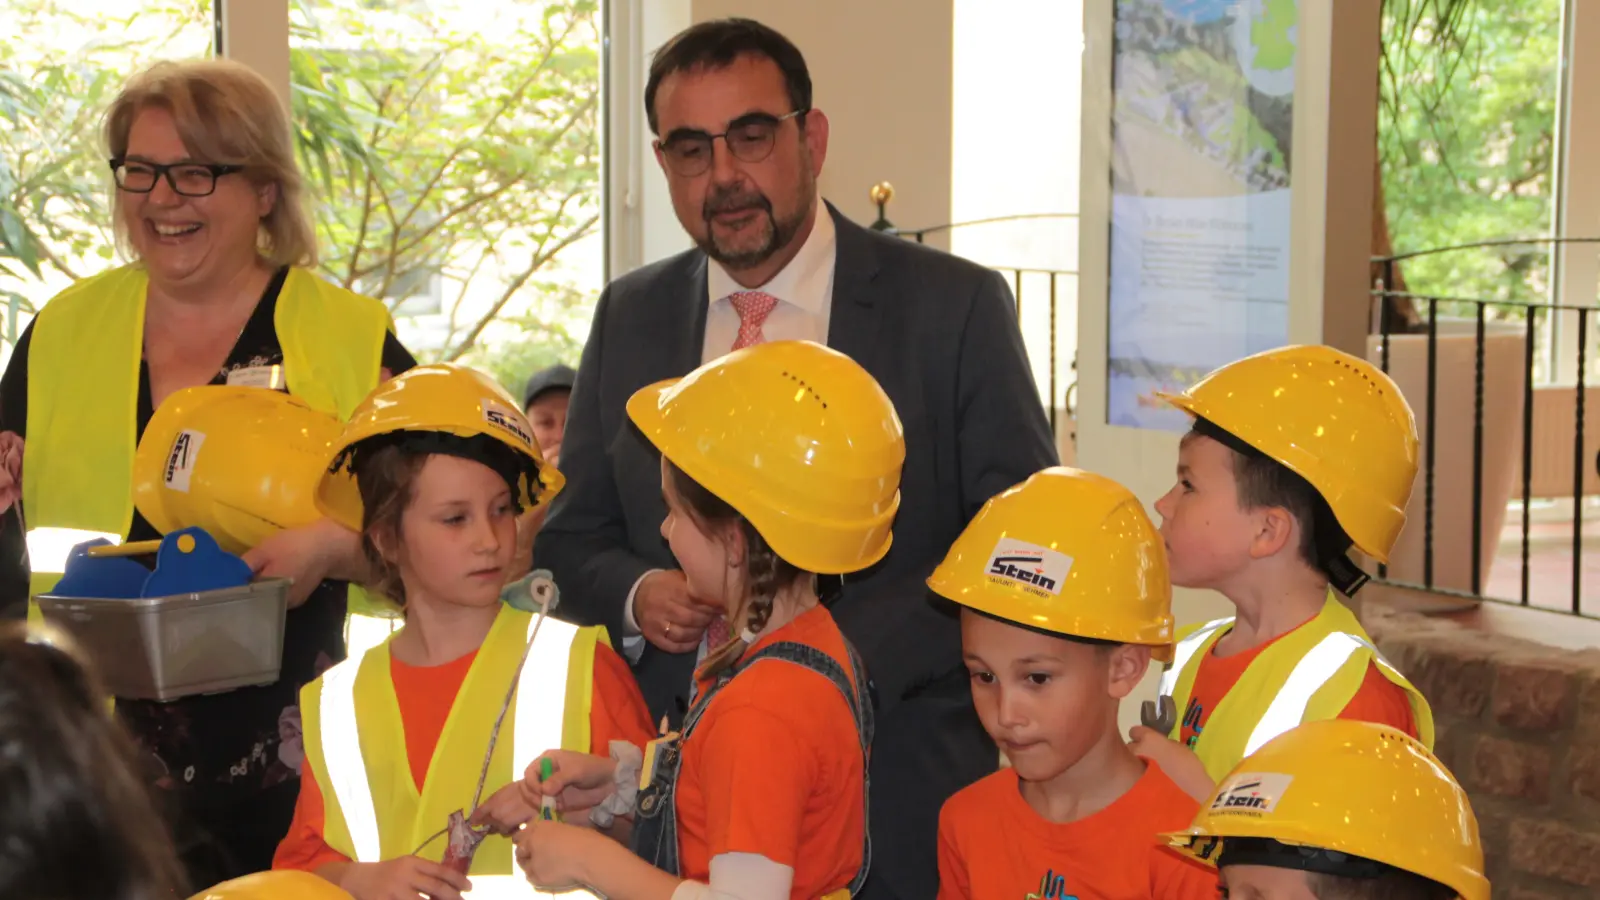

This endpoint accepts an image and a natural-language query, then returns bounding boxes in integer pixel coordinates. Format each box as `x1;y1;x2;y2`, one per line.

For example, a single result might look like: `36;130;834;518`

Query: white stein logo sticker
985;538;1072;597
1211;773;1294;815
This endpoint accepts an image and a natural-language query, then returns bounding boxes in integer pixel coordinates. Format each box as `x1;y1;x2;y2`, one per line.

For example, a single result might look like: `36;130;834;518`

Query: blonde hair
103;58;317;268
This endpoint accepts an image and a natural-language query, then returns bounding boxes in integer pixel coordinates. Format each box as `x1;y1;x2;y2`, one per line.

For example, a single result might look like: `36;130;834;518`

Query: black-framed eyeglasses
109;159;244;197
655;109;808;177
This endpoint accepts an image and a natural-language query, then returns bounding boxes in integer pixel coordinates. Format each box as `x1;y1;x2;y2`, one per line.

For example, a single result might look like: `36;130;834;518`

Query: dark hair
0;623;187;900
644;18;813;135
1306;870;1458;900
355;443;429;609
1221;837;1456;900
349;432;536;610
1189;417;1352;571
666;460;805;677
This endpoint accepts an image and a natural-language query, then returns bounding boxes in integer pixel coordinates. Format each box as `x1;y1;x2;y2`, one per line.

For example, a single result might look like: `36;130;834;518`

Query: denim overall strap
630;639;876;896
629;662;733;876
734;640;875;896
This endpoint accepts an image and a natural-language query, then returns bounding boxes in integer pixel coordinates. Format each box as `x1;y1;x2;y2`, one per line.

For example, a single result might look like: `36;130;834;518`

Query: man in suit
534;18;1058;900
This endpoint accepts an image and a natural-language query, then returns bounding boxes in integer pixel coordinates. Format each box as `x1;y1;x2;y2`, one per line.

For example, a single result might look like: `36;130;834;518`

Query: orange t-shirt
1178;624;1417;750
272;641;654;871
673;605;865;899
936;761;1217;900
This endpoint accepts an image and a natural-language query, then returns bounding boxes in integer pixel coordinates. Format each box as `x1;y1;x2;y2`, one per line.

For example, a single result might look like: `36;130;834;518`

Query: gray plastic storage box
37;577;291;702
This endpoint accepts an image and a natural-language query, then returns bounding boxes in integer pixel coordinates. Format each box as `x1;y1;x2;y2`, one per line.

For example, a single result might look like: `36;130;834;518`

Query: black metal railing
1373;237;1600;616
867;183;1079;439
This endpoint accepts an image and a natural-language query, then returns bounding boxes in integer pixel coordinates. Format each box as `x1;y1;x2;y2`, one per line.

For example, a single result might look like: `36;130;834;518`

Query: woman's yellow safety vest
300;606;603;873
21;264;392;615
1159;593;1435;782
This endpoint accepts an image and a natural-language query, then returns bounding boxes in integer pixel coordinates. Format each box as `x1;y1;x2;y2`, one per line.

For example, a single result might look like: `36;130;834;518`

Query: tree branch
444;208;599;360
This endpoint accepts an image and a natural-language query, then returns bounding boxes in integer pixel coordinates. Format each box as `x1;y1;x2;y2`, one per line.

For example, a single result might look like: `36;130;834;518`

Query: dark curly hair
0;623;187;899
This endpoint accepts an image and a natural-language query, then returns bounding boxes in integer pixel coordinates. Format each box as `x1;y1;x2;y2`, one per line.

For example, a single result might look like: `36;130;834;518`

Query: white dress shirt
621;200;838;654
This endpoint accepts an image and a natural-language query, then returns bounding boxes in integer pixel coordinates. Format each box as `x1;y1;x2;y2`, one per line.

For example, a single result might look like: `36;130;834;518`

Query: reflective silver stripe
1159;616;1234;699
319;655;381;862
1242;631;1373;757
319;614;580;870
25;527;122;576
512;616;578;780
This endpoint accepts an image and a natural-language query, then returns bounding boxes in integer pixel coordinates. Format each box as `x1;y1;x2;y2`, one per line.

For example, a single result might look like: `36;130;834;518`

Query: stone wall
1368;606;1600;899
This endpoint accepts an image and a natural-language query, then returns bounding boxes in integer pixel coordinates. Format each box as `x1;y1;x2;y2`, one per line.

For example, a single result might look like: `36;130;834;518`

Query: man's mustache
703;188;772;220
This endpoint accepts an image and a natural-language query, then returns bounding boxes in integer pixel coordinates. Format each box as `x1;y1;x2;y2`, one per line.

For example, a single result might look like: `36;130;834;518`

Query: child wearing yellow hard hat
927;467;1217;900
1135;345;1435;799
1165;719;1488;900
511;340;889;900
270;363;655;898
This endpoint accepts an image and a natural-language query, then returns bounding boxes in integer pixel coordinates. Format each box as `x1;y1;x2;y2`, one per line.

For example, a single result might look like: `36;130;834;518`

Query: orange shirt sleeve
588;641;656;752
694;703;823;867
271;761;351;872
935;802;972;900
1337;662;1418;737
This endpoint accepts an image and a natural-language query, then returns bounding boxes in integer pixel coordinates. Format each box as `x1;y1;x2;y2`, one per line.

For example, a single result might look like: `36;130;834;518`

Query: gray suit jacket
535;203;1058;898
536;203;1057;720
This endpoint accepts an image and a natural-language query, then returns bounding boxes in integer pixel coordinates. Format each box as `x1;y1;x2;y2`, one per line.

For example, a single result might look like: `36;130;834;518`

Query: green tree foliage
290;0;600;371
0;1;212;334
1379;0;1561;310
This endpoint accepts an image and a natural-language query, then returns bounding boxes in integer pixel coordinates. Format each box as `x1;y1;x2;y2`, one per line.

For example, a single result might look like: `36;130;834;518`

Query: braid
698;523;789;679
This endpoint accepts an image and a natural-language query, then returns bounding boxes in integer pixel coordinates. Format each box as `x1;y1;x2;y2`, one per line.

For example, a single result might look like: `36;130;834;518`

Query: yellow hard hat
133;386;346;556
926;467;1174;661
187;870;354;899
1158;344;1419;563
1165;719;1487;900
626;340;904;575
317;363;564;531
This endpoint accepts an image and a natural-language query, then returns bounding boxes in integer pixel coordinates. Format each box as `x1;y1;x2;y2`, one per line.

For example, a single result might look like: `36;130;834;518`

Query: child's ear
1106;644;1152;699
368;523;401;567
718;521;747;569
1248;505;1297;560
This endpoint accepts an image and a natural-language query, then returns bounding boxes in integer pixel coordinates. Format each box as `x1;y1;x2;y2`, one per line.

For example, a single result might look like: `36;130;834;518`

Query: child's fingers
1127;725;1158;742
412;858;472;894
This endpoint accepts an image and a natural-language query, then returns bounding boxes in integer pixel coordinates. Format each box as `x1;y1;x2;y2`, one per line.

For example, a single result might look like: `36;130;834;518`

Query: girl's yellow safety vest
300;605;604;873
1159;593;1435;782
21;264;392;614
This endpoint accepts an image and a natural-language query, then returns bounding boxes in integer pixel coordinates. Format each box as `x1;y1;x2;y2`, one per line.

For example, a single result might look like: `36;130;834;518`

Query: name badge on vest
225;364;285;390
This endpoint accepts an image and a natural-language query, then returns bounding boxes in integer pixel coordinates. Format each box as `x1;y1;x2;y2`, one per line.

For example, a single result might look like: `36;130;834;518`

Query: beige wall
218;0;289;105
690;0;954;235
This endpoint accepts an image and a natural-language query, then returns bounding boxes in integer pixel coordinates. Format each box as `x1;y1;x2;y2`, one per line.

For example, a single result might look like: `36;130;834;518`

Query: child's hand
1128;725;1215;802
521;749;619;816
339;856;471;900
514;819;608;890
471;778;544;835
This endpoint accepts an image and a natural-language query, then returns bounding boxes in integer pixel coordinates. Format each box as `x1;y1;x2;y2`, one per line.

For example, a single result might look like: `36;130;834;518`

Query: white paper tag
164;430;205;493
225;364;285;390
985;537;1074;597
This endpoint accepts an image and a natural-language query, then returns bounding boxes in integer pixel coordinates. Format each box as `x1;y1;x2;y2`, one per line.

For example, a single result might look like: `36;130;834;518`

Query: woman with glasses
0;58;415;887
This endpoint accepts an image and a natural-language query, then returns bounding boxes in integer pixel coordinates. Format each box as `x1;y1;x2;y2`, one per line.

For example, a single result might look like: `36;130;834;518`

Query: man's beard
698;177;812;270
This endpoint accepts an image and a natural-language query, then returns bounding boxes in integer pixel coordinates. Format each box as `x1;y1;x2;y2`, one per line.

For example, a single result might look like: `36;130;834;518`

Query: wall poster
1107;0;1297;430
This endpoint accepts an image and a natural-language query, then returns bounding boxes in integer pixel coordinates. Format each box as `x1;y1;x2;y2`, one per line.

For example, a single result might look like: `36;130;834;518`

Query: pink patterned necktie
730;291;779;351
705;290;780;653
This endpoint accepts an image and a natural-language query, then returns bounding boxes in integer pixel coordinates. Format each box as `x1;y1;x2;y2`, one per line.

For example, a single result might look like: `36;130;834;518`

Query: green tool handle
539;757;560;821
